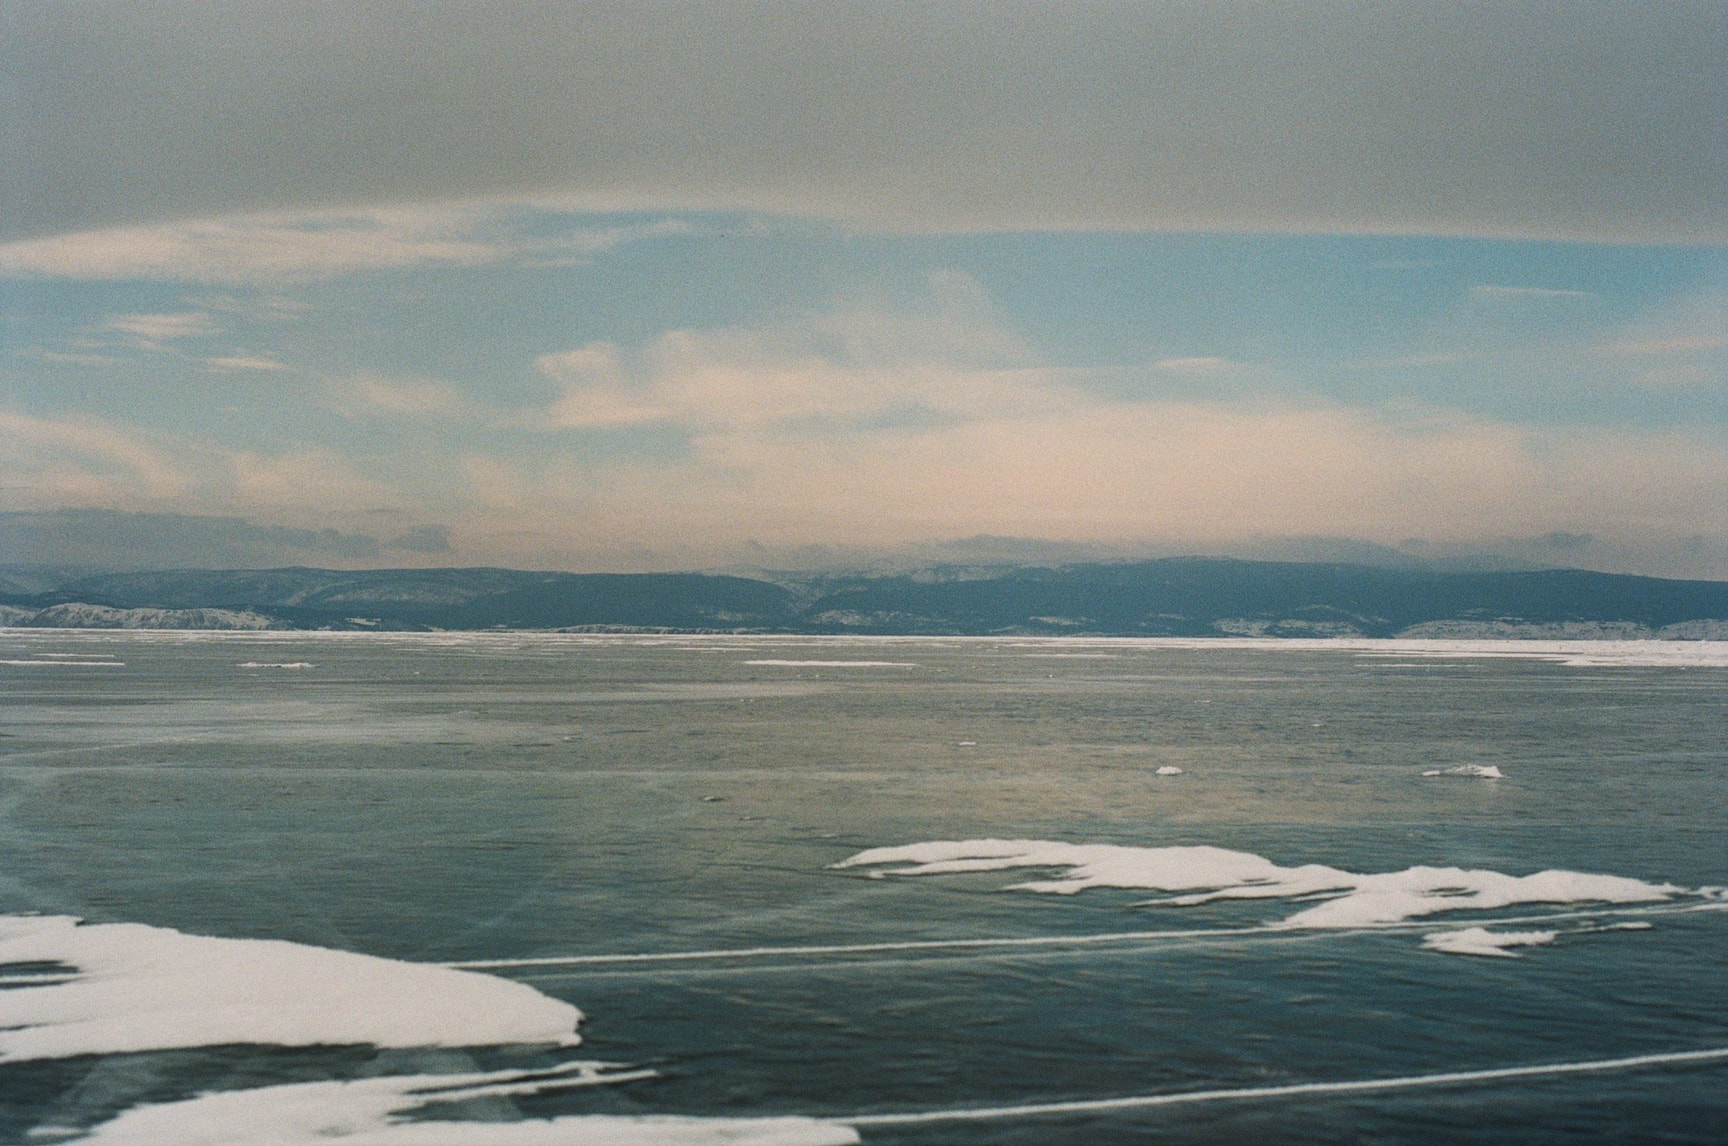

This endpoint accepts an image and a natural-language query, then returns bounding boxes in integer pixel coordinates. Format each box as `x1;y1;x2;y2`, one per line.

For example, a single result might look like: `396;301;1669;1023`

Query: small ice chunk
1154;766;1185;776
956;741;977;747
1421;927;1557;958
1422;764;1503;779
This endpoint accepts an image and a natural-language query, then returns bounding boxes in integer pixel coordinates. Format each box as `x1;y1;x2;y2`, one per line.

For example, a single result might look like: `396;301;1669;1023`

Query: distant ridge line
4;559;1728;636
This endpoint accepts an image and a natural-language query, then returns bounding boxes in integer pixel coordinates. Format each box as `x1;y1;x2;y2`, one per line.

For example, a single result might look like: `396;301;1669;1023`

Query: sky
2;2;1726;577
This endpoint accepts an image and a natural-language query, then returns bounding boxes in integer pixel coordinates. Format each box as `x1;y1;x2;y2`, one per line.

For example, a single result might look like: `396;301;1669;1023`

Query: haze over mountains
3;560;1727;639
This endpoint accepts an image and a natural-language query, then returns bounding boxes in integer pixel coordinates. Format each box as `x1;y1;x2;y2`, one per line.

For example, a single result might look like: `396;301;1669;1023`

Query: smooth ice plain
1;631;1726;1143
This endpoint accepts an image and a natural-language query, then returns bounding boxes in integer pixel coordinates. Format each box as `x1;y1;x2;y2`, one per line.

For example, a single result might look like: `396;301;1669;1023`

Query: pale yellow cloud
0;408;189;506
440;386;1728;575
225;449;403;515
530;275;1074;433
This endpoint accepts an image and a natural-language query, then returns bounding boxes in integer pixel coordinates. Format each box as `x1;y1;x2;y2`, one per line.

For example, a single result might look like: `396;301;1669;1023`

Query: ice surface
76;1067;858;1146
835;841;1681;930
1421;927;1557;957
1421;764;1503;779
0;914;582;1061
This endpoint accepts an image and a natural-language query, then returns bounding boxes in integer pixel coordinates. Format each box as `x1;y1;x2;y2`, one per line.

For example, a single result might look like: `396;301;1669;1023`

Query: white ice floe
1154;766;1185;776
76;1066;857;1146
1421;764;1503;779
1420;927;1557;958
834;840;1681;930
742;660;917;668
0;659;125;666
235;661;315;669
1345;638;1728;669
0;914;582;1062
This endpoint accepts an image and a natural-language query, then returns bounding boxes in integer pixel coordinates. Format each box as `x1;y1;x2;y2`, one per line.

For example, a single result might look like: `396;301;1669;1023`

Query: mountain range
4;559;1728;638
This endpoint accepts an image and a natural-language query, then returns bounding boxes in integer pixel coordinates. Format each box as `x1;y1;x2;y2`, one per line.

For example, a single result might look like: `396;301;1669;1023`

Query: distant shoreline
4;557;1728;640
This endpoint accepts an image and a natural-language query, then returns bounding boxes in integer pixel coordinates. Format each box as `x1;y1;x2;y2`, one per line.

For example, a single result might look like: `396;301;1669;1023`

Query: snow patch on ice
0;915;861;1145
75;1066;858;1146
0;914;582;1062
1421;927;1557;958
834;840;1681;931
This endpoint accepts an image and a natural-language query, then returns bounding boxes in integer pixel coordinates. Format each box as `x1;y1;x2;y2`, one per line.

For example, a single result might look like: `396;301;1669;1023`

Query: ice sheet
835;840;1681;930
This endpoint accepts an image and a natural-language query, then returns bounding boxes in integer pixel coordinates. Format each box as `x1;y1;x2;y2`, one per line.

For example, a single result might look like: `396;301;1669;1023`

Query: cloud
331;374;470;419
1468;286;1598;303
531;273;1065;433
225;449;403;514
386;524;452;554
0;209;503;285
4;4;1723;244
0;408;189;504
534;344;672;429
205;355;291;373
0;207;700;284
1597;289;1727;387
0;509;381;569
106;311;220;342
1608;335;1728;357
438;393;1728;579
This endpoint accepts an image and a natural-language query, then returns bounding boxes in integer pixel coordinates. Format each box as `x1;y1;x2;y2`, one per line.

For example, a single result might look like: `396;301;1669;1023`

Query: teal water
1;631;1726;1142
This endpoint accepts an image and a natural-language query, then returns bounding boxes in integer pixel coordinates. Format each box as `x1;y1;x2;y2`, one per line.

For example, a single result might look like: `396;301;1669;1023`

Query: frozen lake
2;631;1726;1143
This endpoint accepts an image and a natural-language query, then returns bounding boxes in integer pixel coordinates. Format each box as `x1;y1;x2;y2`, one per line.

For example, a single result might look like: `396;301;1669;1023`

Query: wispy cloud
1153;356;1240;375
329;374;471;419
0;207;700;285
0;408;189;505
1607;335;1728;357
106;311;220;343
205;355;291;373
1468;285;1597;303
0;209;495;285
